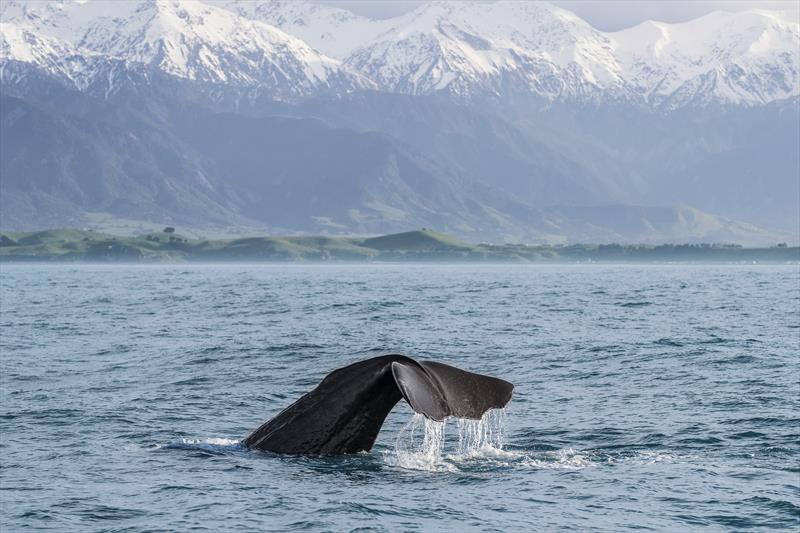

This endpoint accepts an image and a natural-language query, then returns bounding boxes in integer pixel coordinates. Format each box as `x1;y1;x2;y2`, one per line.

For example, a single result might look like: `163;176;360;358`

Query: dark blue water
1;264;798;531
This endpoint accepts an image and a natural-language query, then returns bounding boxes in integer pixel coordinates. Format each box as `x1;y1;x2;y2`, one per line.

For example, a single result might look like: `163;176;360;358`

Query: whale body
243;354;514;454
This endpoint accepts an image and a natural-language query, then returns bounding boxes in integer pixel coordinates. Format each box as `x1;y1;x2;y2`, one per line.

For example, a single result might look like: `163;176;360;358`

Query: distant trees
145;233;187;244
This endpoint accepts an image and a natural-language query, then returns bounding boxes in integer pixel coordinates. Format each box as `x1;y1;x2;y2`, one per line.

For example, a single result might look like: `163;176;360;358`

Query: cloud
313;0;426;20
314;0;800;29
549;0;800;31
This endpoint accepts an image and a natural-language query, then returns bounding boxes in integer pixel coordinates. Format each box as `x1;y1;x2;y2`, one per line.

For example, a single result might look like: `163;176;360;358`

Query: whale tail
243;355;513;454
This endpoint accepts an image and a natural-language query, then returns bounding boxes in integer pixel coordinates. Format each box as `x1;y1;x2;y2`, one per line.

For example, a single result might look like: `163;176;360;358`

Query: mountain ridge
0;0;372;100
1;1;797;244
2;0;797;107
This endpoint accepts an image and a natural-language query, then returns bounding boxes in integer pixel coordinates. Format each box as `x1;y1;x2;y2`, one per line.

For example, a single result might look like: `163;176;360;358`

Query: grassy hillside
0;228;797;263
362;229;476;252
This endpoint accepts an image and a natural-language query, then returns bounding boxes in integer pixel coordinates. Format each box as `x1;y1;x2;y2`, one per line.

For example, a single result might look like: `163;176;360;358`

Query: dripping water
391;409;511;471
456;408;507;456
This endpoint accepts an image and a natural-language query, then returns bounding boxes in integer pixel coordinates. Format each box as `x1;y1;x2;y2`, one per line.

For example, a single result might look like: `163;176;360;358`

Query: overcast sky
314;1;800;30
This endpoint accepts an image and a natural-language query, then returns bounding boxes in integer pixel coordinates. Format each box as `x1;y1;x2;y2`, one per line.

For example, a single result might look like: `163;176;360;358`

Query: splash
393;413;452;471
390;409;513;471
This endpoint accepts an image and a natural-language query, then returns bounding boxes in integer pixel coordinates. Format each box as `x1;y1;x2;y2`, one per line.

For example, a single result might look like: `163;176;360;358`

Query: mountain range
1;0;798;244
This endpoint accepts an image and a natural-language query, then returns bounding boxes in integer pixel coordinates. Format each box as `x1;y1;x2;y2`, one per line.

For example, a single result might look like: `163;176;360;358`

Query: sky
314;0;800;30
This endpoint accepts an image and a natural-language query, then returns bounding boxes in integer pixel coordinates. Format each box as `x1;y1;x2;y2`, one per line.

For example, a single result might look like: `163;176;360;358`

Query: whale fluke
243;354;513;454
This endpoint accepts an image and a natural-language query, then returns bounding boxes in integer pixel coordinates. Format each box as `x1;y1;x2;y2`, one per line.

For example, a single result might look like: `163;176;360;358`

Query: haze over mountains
1;0;798;244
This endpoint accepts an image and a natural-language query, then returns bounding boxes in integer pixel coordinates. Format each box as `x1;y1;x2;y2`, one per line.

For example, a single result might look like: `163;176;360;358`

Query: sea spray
393;413;449;471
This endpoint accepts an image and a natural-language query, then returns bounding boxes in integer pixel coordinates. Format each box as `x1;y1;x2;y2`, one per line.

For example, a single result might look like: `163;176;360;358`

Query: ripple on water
1;264;798;532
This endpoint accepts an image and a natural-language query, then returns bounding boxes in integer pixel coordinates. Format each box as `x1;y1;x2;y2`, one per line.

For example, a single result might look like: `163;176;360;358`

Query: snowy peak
341;1;797;105
610;9;800;106
0;0;370;98
343;0;622;98
76;0;342;86
1;0;797;107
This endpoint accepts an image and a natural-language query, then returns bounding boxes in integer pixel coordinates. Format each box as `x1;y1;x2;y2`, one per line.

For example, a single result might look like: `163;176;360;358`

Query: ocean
1;264;798;531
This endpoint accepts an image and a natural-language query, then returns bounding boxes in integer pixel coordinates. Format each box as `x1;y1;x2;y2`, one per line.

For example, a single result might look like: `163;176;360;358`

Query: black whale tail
243;354;513;454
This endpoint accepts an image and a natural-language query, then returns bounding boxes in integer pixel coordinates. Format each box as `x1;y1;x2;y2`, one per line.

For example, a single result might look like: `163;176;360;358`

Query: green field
0;228;797;263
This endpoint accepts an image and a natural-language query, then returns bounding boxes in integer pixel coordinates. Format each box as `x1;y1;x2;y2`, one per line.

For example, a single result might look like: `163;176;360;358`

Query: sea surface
1;264;798;532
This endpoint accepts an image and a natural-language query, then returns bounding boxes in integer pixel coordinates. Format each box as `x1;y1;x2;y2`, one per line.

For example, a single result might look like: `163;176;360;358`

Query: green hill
360;229;476;252
0;228;797;263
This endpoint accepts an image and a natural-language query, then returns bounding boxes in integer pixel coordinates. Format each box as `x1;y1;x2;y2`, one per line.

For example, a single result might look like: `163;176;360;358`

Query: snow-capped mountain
0;0;370;99
1;0;797;107
342;1;799;106
343;1;624;101
610;9;800;108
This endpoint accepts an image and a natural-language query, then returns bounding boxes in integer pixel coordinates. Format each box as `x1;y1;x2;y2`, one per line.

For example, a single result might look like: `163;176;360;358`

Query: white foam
391;413;454;472
180;437;241;446
626;450;688;464
520;447;596;470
